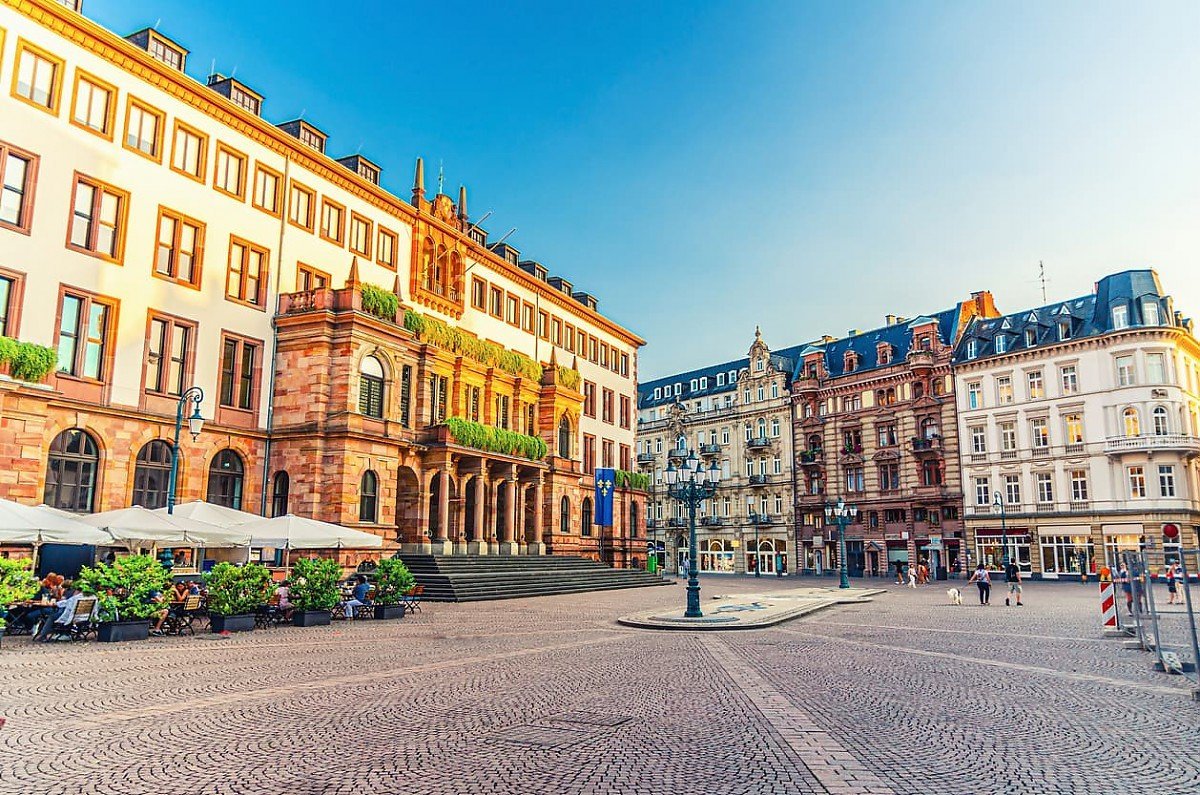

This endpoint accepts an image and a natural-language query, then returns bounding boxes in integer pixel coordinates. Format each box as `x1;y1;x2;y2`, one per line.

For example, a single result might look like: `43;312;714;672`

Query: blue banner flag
594;468;616;527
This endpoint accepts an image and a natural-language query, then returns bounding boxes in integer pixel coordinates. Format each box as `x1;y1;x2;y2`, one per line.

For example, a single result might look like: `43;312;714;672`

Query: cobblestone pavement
1;577;1197;795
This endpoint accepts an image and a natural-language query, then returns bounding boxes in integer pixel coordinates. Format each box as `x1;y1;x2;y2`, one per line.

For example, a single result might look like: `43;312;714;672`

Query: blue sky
88;0;1200;378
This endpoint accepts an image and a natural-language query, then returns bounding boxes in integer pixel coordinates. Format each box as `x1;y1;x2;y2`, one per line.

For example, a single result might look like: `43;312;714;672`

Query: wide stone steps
398;554;672;602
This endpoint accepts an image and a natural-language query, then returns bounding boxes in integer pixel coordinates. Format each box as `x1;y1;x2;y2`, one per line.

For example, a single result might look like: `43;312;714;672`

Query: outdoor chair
162;596;203;636
40;597;99;642
402;585;423;614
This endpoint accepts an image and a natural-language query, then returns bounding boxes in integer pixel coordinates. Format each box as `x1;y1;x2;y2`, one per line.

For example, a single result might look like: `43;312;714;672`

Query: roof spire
345;256;360;289
393;273;405;303
549;347;558;367
458;185;468;224
754;325;761;341
411;157;425;207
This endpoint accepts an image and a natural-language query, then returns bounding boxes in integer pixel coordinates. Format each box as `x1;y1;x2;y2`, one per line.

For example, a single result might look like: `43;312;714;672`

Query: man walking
1004;559;1023;606
967;563;991;606
1117;563;1133;613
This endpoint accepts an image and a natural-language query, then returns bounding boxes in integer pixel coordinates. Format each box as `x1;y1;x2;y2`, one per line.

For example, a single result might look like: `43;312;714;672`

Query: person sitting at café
33;586;86;642
147;589;171;636
11;577;59;634
187;581;202;596
274;581;294;620
343;575;372;618
171;581;189;602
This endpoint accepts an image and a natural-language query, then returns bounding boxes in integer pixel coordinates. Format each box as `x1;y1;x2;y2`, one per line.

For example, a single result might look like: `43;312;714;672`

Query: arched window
359;355;385;418
581;497;593;537
45;429;99;512
757;418;767;438
558;415;571;458
448;252;462;297
271;471;290;517
132;440;174;509
886;388;897;405
1152;406;1170;436
808;434;822;451
1123;408;1140;438
420;238;435;290
207;449;244;509
359;470;378;522
560;496;571;533
433;244;447;295
676;434;686;451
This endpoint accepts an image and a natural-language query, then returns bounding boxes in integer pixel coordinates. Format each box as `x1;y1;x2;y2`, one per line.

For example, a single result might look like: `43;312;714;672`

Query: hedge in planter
371;557;415;619
290;557;342;626
77;554;172;640
204;562;273;633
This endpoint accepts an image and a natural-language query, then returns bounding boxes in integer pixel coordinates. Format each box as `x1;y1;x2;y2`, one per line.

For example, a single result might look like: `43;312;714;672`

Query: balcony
668;448;689;460
636;452;656;466
667;518;688;528
798;449;823;466
699;443;722;456
1103;434;1200;457
910;436;943;453
746;436;771;450
794;376;820;394
748;474;771;487
700;516;724;527
907;349;936;370
749;514;780;526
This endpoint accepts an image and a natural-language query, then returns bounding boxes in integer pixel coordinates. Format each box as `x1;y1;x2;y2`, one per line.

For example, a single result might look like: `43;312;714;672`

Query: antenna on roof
154;17;162;30
298;107;307;120
437;160;445;195
1038;260;1048;303
210;58;216;77
354;140;364;155
230;65;238;78
491;227;517;247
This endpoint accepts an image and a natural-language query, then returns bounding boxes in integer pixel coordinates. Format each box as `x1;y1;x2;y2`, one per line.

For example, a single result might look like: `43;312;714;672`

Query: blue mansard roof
638;343;810;409
952;270;1182;364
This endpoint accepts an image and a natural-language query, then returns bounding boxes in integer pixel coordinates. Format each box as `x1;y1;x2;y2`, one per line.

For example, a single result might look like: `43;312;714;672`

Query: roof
638;340;814;408
788;308;960;381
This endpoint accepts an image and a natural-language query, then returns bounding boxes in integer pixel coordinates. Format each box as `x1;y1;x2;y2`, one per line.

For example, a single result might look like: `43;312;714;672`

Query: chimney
885;314;897;326
458;185;468;224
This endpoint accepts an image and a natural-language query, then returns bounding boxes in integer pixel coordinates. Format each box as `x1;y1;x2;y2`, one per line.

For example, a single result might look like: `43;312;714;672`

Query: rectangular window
470;278;486;310
564;324;575;352
398;365;413;428
1127;466;1146;499
1030;417;1049;448
1112;305;1128;329
602;388;614;424
56;291;112;381
844;466;865;493
1116;355;1135;387
551;318;562;346
522;302;534;333
1060;365;1078;395
0;271;23;337
0;142;38;233
288;181;315;231
1036;473;1054;504
878;463;899;492
494;394;509;430
1070;470;1089;502
377;227;397;270
1000;422;1017;451
154;208;204;287
1027;370;1044;399
319;198;345;244
348;213;372;257
213;144;247;199
219;336;259;410
147;36;184;70
489;287;503;317
296;263;329;291
70;70;115;138
967;381;981;409
146;314;193;396
621;353;630;377
170;121;207;181
601;439;614;469
13;40;63;113
226;237;268;307
583;435;596;474
619;395;631;429
1158;465;1176;498
538;311;549;339
1146;352;1165;384
583;382;596;417
124;98;164;160
252;164;282;217
506;296;520;326
1004;474;1021;506
974;477;990;506
996;375;1013;405
68;174;128;262
970;426;987;454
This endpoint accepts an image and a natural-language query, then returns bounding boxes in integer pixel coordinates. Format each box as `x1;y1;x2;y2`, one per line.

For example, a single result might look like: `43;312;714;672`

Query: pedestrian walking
907;565;917;589
894;562;904;585
967;563;991;605
678;556;688;578
1004;560;1023;606
1117;563;1133;614
1166;561;1181;605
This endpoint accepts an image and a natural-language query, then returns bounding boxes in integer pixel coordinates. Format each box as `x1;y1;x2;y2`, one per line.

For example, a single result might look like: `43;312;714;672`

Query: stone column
468;474;488;555
527;476;546;556
432;468;453;555
499;468;519;555
411;469;433;555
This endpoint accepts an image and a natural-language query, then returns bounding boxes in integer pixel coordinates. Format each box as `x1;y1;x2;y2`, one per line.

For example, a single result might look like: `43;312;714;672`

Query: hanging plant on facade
556;366;582;391
403;310;543;381
615;469;650;491
360;283;399;322
444;416;547;461
0;337;57;382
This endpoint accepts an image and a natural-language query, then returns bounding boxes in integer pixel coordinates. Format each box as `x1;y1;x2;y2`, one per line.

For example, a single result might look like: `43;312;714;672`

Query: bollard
1099;579;1118;629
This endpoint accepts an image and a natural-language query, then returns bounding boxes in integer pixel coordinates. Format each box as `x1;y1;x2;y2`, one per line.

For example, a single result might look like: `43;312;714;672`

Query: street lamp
992;490;1008;569
166;386;205;514
746;496;761;577
664;450;721;618
824;498;857;589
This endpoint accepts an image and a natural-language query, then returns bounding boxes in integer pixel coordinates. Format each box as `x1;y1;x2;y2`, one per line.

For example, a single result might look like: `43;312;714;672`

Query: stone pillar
527;477;546;556
453;468;468;555
516;482;528;556
431;468;453;555
468;475;488;555
499;471;519;555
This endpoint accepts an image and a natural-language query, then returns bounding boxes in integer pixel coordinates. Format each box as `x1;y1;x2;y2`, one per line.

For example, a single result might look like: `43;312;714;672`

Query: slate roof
638;343;811;409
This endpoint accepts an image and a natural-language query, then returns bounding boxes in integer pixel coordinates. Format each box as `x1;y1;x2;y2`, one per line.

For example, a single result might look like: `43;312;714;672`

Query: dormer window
877;343;892;365
919;335;932;350
995;335;1008;354
844;352;857;372
299;127;323;152
1024;329;1036;347
653;387;661;400
148;37;184;71
699;377;708;390
1143;300;1160;326
690;379;699;392
755;358;765;372
359;163;380;184
230;86;260;115
1112;305;1129;330
966;339;978;359
716;373;725;386
1058;322;1071;341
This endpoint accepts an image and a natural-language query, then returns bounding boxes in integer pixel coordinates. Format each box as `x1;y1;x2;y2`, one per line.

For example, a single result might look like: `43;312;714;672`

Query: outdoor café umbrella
153;500;260;529
236;514;384;550
81;506;251;549
0;499;111;546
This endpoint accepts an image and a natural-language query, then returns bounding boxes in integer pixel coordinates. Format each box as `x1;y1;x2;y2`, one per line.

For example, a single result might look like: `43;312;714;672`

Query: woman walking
967;563;991;606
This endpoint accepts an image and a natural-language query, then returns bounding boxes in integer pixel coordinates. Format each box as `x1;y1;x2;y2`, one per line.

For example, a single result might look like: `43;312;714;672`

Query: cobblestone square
1;578;1197;795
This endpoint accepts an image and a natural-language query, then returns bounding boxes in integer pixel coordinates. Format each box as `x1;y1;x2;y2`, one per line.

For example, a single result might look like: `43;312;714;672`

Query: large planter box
209;613;256;633
373;604;406;620
293;609;331;627
98;620;150;643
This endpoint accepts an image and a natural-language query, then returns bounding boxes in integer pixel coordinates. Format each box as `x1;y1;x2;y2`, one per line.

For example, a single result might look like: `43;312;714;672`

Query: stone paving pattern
1;577;1197;795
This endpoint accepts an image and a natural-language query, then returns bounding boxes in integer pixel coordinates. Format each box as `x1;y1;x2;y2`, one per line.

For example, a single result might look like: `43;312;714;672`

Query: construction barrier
1099;579;1118;628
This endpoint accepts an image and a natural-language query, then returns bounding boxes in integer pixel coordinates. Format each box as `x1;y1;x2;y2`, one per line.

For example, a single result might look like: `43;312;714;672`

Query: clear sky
87;0;1200;379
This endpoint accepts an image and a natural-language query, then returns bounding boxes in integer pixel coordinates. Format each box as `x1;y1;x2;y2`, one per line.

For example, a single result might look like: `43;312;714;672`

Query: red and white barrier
1099;580;1117;628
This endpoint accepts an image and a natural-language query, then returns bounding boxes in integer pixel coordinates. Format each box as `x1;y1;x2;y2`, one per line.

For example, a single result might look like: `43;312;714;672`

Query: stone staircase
397;554;673;602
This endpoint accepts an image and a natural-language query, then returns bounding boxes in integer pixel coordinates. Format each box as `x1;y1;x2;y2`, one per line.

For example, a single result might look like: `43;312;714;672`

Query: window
1146;352;1165;384
319;198;346;244
551;318;562;346
13;40;63;113
270;471;289;517
296;263;329;291
68;175;128;262
877;423;897;447
213;144;247;199
619;395;631;429
757;385;766;402
131;440;173;509
1027;370;1044;399
1035;473;1054;504
582;435;596;475
1070;470;1089;502
1116;355;1135;387
0;142;37;233
226;237;268;307
252;164;282;216
970;426;987;454
298;126;323;152
558;416;572;458
506;296;520;326
56;291;111;380
1004;474;1021;505
1000;422;1017;452
0;271;22;336
1143;301;1160;326
581;497;593;537
470;278;486;310
428;374;448;425
878;463;899;492
621;353;630;378
1152;406;1169;436
359;356;385;418
44;429;99;512
288;181;315;230
996;376;1013;404
494;394;510;429
995;335;1008;354
147;36;184;70
1111;305;1128;330
1030;417;1049;448
377;227;397;270
1158;465;1176;498
146;315;193;396
583;382;596;417
1058;322;1071;341
967;381;981;409
770;417;781;437
489;287;503;317
349;213;372;257
844;466;865;493
522;302;534;332
1127;466;1146;499
921;459;942;486
1060;365;1078;395
1063;413;1084;444
398;365;413;428
966;339;977;358
70;71;115;138
1123;408;1140;437
207;449;245;509
124;98;163;160
974;477;990;506
170;121;207;181
601;439;614;468
154;208;204;287
359;470;379;522
219;336;259;411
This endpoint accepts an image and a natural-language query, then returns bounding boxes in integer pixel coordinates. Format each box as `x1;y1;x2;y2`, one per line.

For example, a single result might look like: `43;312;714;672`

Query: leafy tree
289;557;343;611
372;558;415;606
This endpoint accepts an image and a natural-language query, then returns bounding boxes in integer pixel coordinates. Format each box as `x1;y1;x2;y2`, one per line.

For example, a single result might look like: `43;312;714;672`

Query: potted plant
289;557;342;627
0;557;39;648
204;562;272;633
77;554;172;642
371;557;415;620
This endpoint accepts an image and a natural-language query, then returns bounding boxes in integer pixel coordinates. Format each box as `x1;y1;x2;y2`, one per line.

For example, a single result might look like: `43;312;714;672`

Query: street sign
1162;523;1180;541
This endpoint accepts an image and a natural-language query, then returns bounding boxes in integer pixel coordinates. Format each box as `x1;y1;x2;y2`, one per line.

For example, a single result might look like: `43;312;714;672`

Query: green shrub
403;310;544;381
615;469;651;491
290;557;343;612
203;562;274;616
556;366;581;391
0;558;38;618
77;555;172;621
445;416;547;460
0;337;56;382
360;283;399;321
372;558;415;606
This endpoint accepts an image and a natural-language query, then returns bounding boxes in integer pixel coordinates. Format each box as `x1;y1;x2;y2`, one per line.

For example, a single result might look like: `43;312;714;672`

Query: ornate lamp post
824;497;857;590
166;386;206;514
992;490;1008;568
746;496;762;577
665;450;721;618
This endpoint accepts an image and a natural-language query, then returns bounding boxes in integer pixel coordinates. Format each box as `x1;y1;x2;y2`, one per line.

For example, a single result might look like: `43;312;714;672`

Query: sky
88;0;1200;379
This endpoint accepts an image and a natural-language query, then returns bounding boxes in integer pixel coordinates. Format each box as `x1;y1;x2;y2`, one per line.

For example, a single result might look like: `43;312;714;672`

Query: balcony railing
746;436;771;450
700;516;724;527
911;436;943;453
668;448;689;460
667;518;688;528
636;452;656;464
1104;434;1200;456
799;450;823;465
748;474;770;486
699;443;722;455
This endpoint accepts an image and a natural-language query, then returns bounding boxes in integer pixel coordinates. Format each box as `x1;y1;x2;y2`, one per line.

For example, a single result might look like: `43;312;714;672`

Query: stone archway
396;466;421;545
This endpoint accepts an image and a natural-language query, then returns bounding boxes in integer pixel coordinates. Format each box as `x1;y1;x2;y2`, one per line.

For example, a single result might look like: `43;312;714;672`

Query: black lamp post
824;498;857;589
665;450;722;618
993;490;1008;568
747;496;762;577
166;386;205;514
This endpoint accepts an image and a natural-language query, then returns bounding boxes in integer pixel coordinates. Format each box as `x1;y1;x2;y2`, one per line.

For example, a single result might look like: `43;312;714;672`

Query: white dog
946;587;963;606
